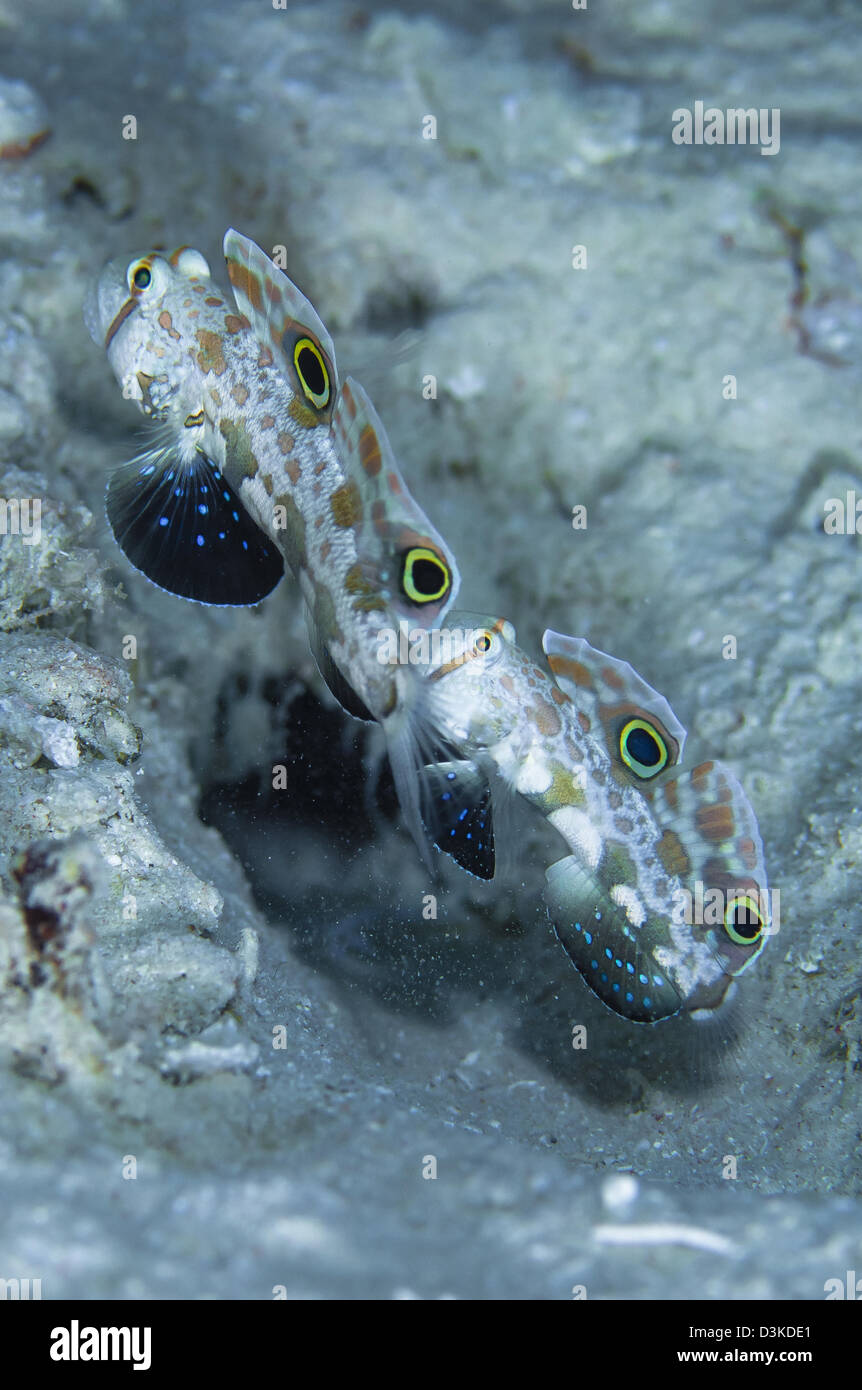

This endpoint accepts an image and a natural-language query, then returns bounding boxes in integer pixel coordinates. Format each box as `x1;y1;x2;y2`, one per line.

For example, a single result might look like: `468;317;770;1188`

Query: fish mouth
82;256;134;350
103;295;138;351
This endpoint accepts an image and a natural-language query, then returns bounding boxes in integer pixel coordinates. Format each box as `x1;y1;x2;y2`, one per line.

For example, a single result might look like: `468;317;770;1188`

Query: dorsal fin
223;229;338;426
330;377;460;627
542;630;686;787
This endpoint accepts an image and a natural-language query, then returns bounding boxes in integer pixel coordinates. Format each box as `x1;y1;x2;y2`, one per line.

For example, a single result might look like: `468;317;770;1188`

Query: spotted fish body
421;613;770;1021
85;232;461;852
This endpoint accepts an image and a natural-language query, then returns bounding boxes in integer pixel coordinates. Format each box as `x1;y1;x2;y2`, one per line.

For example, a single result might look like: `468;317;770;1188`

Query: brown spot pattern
227;260;263;311
696;803;736;843
196;329;227;376
158;309;181;340
359;425;382;476
657;829;691;878
330;481;363;528
289;396;321;429
532;698;562;736
547;653;594;689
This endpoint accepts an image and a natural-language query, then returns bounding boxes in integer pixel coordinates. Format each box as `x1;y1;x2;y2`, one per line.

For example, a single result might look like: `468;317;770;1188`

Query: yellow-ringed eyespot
723;894;765;946
619;717;668;779
400;547;450;604
293;336;331;409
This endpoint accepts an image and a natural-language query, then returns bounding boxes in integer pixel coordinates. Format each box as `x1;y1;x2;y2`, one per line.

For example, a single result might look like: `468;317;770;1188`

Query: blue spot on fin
421;759;494;880
544;853;684;1023
106;441;284;606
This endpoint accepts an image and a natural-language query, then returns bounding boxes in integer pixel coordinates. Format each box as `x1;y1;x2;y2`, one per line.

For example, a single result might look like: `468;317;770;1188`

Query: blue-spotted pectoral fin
646;759;771;1010
546;758;770;1023
421;759;494;879
545;853;685;1023
381;665;491;878
542;630;686;787
223;229;338;425
106;438;284;606
331;378;460;628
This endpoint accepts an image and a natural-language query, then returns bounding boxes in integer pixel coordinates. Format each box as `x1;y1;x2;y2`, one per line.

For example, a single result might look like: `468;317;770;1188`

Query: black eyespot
293;337;330;409
724;895;765;946
400;547;450;604
619;717;668;779
132;264;152;290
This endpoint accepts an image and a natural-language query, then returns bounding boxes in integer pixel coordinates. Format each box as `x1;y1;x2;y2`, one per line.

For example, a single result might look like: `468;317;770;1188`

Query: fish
84;231;462;859
419;612;771;1022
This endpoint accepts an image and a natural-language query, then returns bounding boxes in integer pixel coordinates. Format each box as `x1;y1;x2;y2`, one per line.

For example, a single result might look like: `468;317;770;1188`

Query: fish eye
473;629;495;655
130;262;152;291
724;894;765;946
619;717;668;779
293;337;331;409
400;547;451;604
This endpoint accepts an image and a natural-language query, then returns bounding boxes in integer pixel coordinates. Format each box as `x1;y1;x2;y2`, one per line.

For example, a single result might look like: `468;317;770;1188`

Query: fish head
84;245;219;416
423;609;532;745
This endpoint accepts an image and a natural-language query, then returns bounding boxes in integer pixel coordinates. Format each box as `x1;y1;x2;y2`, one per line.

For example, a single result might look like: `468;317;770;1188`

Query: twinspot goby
418;612;771;1022
85;230;463;860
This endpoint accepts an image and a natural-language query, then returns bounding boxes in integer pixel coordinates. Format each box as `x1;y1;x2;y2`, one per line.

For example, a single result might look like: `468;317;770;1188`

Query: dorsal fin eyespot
330;376;460;628
542;630;686;787
223;229;338;424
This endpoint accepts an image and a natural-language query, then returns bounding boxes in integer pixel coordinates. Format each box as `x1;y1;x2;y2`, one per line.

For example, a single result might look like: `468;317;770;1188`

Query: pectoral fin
106;436;284;606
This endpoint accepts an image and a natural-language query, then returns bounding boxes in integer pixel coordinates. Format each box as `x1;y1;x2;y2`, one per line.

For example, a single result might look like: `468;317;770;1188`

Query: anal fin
308;627;375;722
